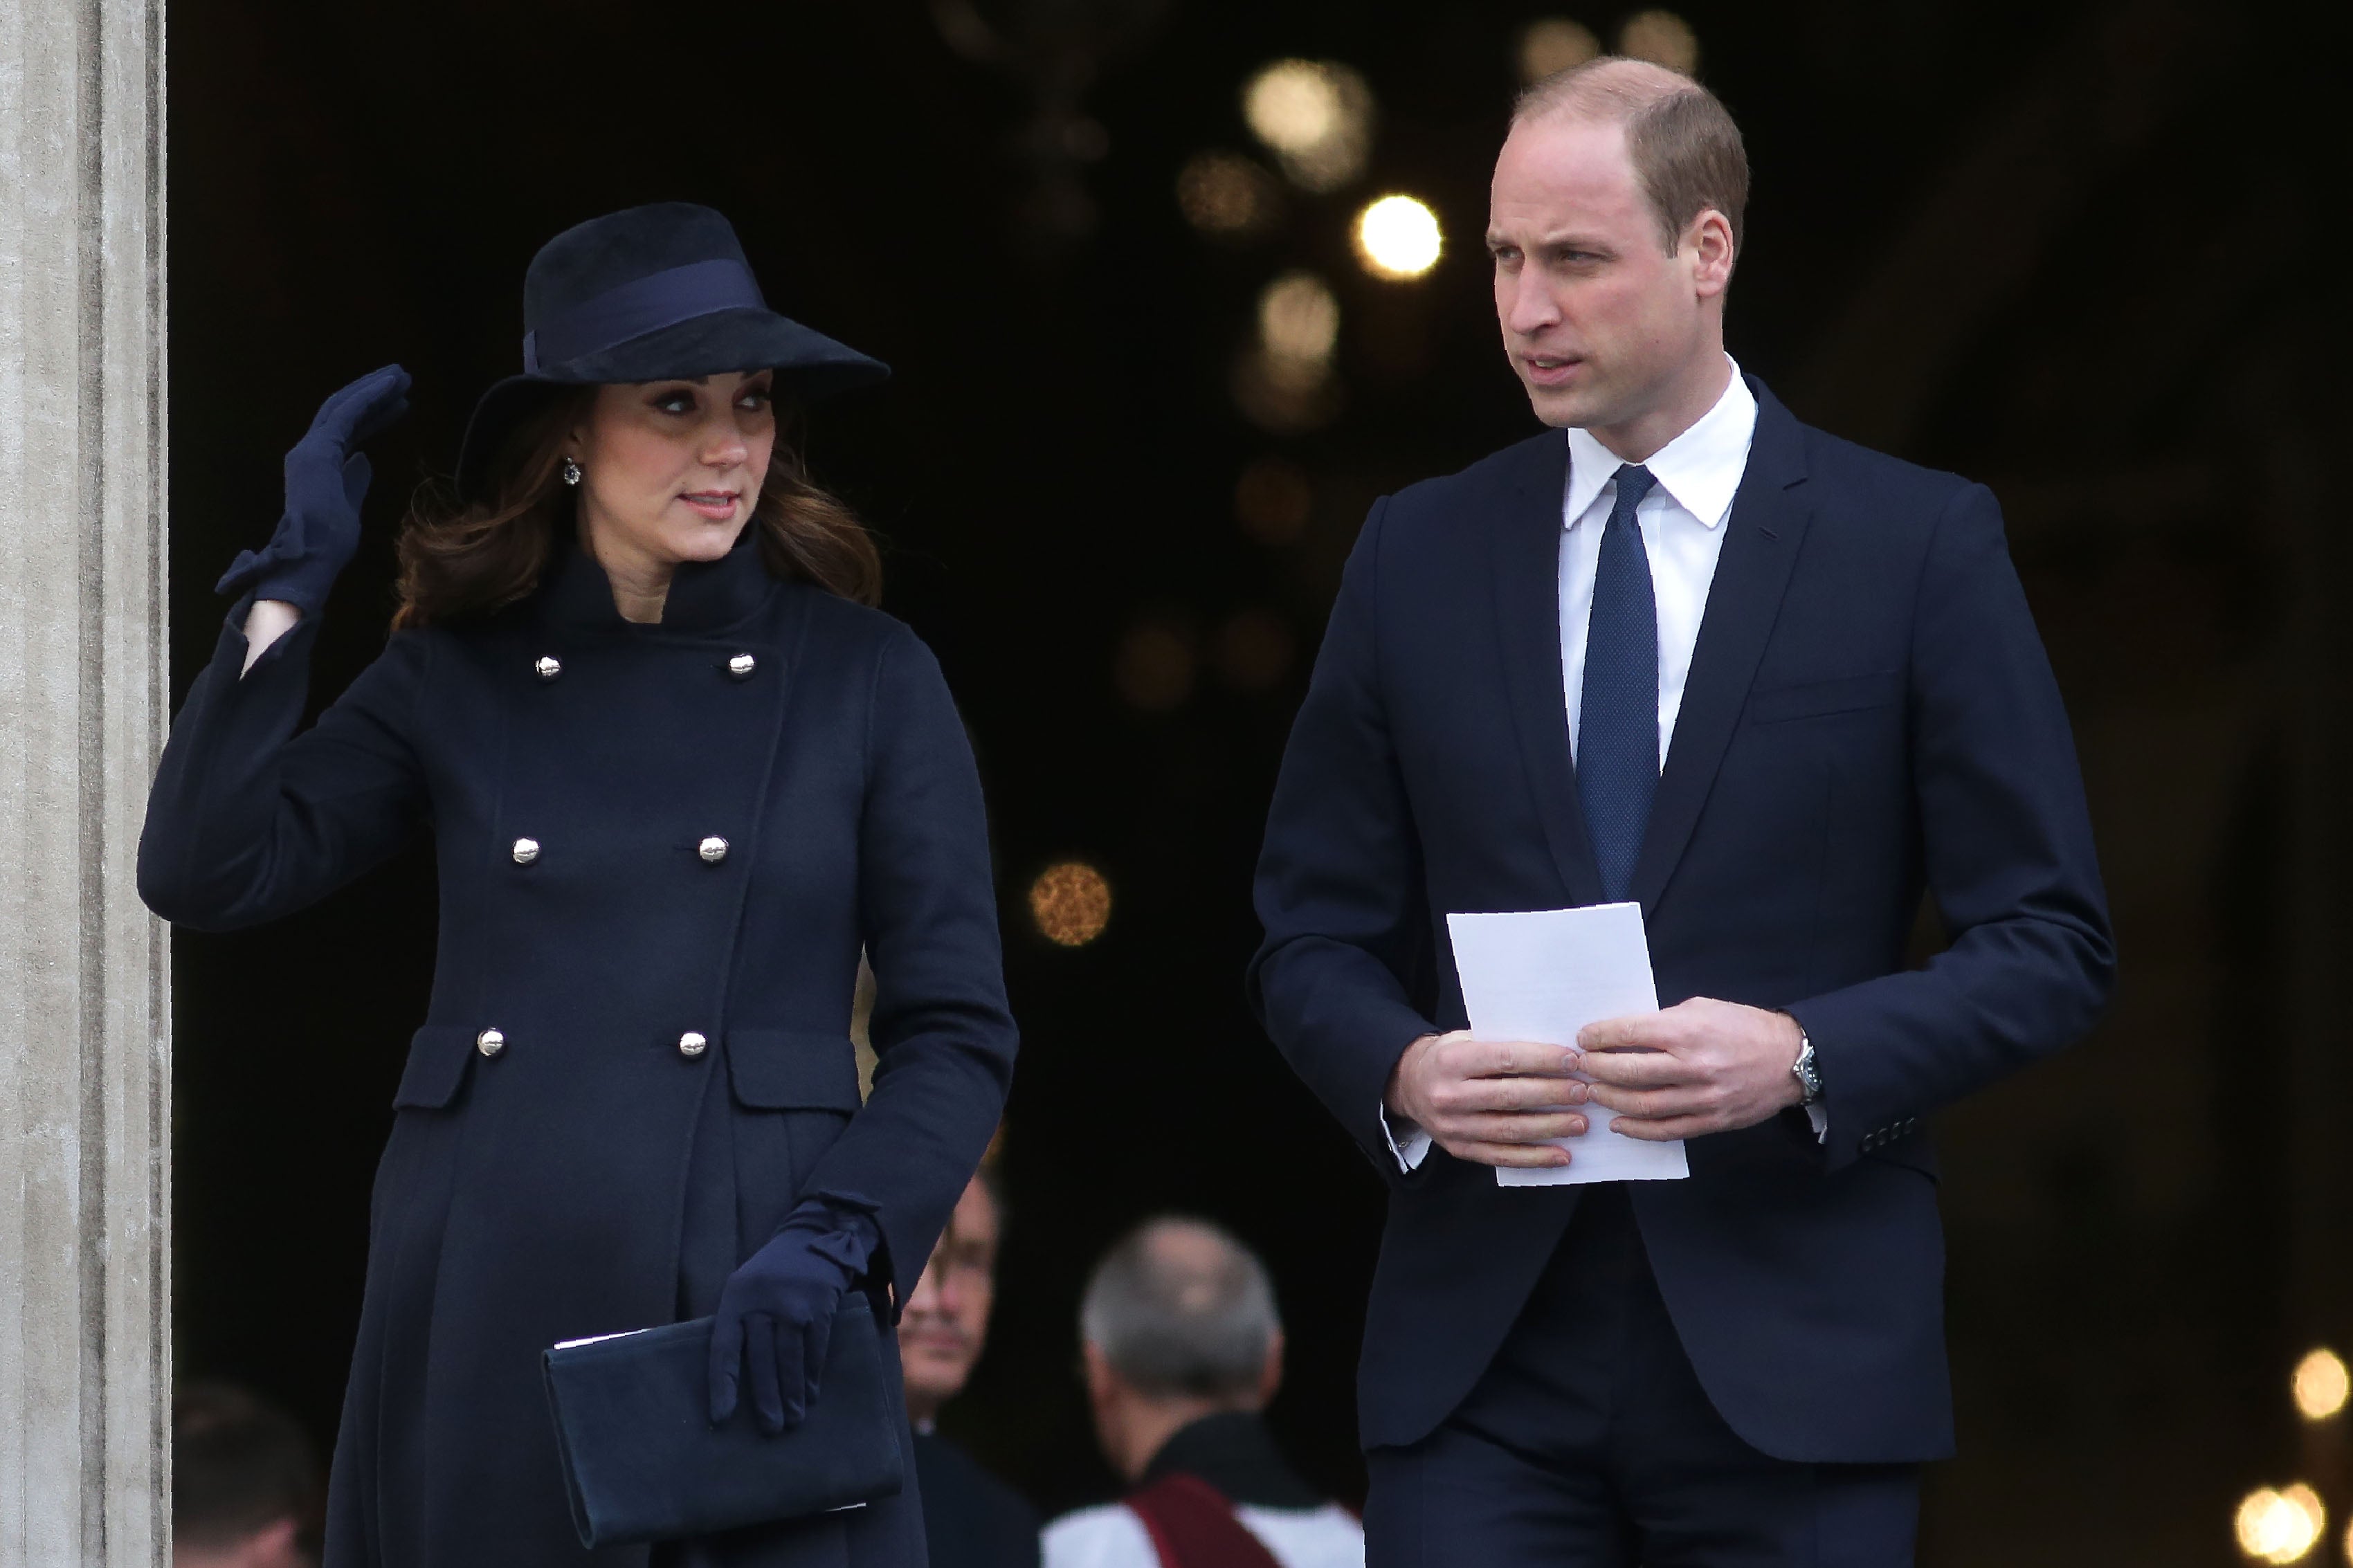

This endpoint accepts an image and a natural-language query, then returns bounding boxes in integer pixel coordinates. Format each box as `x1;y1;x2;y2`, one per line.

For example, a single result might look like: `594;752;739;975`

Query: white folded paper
1446;903;1689;1186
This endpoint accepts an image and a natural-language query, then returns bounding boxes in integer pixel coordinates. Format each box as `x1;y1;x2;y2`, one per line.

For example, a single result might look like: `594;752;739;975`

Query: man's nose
1504;271;1559;337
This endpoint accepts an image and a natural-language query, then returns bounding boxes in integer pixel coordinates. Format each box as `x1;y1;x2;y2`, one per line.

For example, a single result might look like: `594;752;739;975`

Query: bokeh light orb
1176;152;1279;238
2237;1484;2325;1563
1355;195;1443;280
2293;1349;2350;1421
1028;862;1112;947
1518;18;1601;82
1241;60;1374;192
1258;272;1341;363
1618;10;1700;73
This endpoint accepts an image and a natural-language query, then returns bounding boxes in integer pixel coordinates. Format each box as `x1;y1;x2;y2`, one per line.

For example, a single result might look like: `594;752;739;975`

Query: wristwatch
1788;1023;1823;1106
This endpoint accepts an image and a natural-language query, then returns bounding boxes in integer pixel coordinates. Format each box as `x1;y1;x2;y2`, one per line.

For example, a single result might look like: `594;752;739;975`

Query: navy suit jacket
1248;380;2114;1464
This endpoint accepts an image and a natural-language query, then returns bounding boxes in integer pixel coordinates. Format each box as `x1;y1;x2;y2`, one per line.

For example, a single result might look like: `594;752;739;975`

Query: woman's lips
680;491;739;520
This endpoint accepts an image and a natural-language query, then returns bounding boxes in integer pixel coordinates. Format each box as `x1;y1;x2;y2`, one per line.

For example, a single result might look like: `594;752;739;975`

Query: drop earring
561;457;583;487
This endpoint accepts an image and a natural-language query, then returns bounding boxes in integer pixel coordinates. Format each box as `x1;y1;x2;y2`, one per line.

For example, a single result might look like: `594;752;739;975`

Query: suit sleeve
799;626;1017;1315
1247;498;1441;1182
138;603;429;931
1788;483;2115;1172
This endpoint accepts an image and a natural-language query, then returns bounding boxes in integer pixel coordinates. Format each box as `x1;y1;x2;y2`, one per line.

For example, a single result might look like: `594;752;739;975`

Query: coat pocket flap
726;1030;863;1112
394;1025;480;1111
1745;670;1902;725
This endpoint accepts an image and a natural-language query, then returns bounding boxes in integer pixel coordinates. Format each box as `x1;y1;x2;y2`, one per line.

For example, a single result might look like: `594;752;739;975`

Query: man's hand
1577;999;1806;1141
1385;1031;1590;1169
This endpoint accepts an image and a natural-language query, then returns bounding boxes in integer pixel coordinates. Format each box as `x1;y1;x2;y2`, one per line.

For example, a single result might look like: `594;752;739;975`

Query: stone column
0;0;170;1562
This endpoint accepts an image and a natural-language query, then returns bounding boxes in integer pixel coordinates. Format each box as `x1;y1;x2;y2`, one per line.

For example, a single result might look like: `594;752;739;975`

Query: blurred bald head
1511;57;1747;260
1080;1216;1280;1402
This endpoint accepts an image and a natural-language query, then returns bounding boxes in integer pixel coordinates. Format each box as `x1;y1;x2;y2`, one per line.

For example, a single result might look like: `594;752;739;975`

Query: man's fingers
1446;1138;1574;1169
1585;1082;1706;1118
1451;1111;1589;1144
1448;1074;1590;1113
1577;1050;1693;1089
1578;1012;1676;1052
1465;1037;1581;1078
1608;1115;1714;1142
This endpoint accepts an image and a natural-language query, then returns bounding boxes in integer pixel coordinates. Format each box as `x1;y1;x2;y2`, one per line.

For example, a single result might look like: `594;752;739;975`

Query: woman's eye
738;388;773;411
653;392;696;414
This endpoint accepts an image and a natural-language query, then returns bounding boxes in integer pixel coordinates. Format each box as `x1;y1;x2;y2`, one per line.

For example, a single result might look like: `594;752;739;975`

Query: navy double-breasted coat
140;534;1019;1567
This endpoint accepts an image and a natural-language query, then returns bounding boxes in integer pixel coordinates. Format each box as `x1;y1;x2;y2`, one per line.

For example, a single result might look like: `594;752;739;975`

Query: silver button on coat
727;653;756;680
476;1028;505;1059
698;837;729;864
511;837;540;865
678;1031;709;1059
534;656;561;681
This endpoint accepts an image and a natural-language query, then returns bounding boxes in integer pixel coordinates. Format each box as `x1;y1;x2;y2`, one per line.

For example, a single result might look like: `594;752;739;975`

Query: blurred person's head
173;1382;321;1568
1489;56;1746;456
900;1168;1004;1425
1078;1216;1284;1482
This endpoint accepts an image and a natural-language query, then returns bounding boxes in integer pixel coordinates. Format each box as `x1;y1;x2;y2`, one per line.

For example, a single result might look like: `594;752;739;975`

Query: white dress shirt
1381;360;1818;1171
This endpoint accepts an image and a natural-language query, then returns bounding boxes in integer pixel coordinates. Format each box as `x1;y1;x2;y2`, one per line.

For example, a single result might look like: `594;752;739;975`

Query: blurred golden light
1114;619;1197;711
1618;10;1700;73
2293;1349;2350;1421
1176;152;1280;238
1241;60;1374;192
2237;1485;2325;1563
1518;18;1601;82
1028;862;1112;947
1235;458;1312;545
1355;195;1443;280
1259;272;1341;364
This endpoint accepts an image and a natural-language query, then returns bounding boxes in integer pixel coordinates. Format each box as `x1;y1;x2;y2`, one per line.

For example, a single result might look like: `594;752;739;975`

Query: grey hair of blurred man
1076;1216;1286;1480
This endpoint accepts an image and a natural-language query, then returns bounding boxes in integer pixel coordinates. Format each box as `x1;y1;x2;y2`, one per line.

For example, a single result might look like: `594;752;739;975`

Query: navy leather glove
216;364;412;615
709;1203;880;1434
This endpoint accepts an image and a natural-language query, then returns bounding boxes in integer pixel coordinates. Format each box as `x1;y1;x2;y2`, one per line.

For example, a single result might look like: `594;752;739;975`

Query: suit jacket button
727;653;756;680
476;1028;506;1059
534;656;562;681
678;1031;709;1059
511;837;540;866
698;836;729;864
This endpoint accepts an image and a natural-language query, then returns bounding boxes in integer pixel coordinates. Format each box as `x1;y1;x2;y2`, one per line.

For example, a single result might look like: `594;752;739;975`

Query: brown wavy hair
392;387;881;628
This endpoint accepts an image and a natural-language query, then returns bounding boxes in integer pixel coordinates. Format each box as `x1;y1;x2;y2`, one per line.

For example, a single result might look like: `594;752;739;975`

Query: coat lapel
1489;433;1608;908
1626;383;1813;913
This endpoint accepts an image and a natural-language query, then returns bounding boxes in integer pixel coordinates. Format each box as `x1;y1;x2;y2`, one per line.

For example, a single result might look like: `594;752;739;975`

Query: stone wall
0;0;170;1562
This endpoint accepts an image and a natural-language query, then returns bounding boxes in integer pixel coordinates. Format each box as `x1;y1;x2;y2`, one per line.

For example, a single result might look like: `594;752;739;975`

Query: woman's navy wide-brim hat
455;202;889;502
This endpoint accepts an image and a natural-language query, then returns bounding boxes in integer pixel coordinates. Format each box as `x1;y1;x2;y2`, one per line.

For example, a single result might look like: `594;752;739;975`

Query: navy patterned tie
1577;463;1661;902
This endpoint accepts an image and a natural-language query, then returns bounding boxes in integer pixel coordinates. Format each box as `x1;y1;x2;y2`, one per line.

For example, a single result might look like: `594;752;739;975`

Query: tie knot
1612;464;1657;516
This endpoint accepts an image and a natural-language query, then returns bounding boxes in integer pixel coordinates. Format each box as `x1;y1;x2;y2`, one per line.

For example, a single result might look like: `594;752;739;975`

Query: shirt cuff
1379;1102;1432;1172
1806;1102;1828;1141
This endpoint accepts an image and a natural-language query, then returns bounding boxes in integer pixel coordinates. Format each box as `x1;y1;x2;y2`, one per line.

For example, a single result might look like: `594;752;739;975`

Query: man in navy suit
1248;56;2114;1565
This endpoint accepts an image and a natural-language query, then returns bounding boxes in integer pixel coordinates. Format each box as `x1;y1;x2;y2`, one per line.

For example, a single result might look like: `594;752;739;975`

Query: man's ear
1082;1340;1118;1407
1255;1329;1286;1408
1686;208;1736;296
246;1514;304;1568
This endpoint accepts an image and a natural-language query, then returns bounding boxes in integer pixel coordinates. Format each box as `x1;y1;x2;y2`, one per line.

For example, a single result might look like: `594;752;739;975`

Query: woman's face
567;369;776;577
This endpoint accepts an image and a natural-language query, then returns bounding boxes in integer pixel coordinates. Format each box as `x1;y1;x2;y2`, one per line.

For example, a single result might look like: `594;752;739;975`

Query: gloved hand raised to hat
216;364;412;617
708;1199;881;1434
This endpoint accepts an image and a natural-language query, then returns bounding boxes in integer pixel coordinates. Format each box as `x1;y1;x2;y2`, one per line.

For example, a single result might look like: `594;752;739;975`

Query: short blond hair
1514;57;1748;259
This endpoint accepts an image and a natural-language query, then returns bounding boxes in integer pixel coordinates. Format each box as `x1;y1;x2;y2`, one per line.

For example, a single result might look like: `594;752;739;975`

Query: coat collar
1624;376;1813;911
538;525;778;636
1138;1412;1325;1511
1490;430;1606;906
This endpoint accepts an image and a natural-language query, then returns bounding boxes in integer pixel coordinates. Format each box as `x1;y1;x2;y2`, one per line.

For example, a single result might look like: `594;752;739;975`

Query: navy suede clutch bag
541;1298;904;1547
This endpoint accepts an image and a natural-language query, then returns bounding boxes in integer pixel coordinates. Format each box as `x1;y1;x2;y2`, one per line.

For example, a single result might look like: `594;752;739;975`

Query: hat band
522;258;767;374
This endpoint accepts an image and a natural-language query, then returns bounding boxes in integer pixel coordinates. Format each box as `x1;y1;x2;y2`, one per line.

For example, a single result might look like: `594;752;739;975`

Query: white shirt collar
1563;356;1758;531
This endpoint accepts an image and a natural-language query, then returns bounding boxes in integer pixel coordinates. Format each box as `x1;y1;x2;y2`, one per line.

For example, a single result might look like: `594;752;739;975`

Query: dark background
169;0;2353;1560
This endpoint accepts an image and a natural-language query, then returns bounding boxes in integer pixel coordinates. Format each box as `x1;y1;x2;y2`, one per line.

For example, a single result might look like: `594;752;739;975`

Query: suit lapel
1627;385;1813;913
1489;433;1608;908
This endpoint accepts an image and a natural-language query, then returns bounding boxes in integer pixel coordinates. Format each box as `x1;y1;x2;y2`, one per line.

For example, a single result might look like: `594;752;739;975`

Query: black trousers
1364;1185;1919;1567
